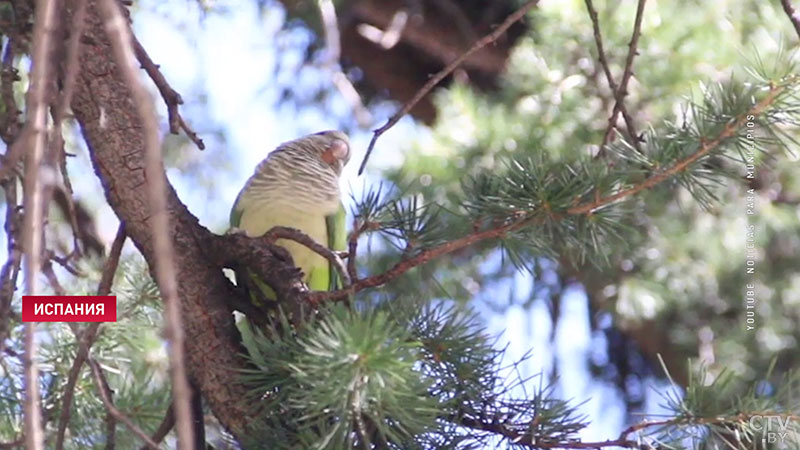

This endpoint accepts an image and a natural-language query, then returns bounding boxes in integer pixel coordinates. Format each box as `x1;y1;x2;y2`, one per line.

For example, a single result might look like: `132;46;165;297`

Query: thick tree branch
312;82;787;303
357;0;540;174
64;0;266;441
96;1;194;448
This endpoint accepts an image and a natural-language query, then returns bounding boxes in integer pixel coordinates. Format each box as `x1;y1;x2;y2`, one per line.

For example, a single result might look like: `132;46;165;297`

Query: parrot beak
321;138;350;173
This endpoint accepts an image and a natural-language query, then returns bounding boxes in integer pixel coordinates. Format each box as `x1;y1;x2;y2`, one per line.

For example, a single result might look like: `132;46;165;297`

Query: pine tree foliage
228;62;800;448
0;258;172;449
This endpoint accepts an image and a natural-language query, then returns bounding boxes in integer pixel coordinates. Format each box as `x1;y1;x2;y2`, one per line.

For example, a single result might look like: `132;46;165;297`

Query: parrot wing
325;203;347;291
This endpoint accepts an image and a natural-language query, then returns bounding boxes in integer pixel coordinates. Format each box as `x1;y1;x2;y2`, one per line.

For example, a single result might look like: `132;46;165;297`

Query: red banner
21;296;117;322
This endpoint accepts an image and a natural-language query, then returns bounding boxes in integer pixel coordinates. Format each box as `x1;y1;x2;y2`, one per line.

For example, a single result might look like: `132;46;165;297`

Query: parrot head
300;130;351;176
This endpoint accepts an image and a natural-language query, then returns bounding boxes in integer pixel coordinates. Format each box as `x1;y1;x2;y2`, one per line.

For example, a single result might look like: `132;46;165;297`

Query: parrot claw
227;227;247;235
335;251;349;260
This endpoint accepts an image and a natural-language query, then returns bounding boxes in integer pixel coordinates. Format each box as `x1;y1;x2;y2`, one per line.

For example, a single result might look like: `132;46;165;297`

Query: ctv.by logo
749;415;798;446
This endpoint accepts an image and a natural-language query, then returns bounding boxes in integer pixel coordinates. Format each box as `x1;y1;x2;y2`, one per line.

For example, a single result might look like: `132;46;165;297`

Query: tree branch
0;178;22;348
264;226;351;288
96;1;195;448
317;0;372;128
49;0;89;258
781;0;800;40
54;223;126;450
458;411;800;449
138;403;175;450
357;0;540;174
600;0;646;150
21;0;59;447
65;0;261;438
88;358;162;450
583;0;642;153
312;82;787;304
132;38;205;150
0;37;22;148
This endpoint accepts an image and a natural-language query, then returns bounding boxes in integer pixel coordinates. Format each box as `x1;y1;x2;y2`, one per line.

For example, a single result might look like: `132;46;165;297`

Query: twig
54;224;126;450
0;37;21;147
97;2;195;449
132;38;205;150
264;226;351;288
0;40;23;179
138;403;175;450
312;83;787;304
41;258;66;296
781;0;800;40
88;358;161;450
598;0;646;151
458;411;800;449
357;0;539;174
584;0;638;152
0;179;22;347
317;0;372;127
49;0;89;257
345;221;379;283
21;0;60;446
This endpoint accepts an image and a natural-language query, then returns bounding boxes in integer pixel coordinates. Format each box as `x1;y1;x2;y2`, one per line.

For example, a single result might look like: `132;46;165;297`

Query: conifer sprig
312;71;800;305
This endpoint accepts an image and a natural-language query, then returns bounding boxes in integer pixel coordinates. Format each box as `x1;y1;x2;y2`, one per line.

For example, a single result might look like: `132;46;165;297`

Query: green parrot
229;130;350;306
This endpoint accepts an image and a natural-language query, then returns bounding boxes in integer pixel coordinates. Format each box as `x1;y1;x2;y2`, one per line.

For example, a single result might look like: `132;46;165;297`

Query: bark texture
64;0;285;439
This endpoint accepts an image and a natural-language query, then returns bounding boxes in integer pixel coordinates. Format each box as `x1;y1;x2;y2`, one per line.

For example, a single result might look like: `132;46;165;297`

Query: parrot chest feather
237;197;332;288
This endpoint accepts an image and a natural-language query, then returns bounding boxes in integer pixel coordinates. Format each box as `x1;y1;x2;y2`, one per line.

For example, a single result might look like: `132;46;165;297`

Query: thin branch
346;223;364;283
22;0;60;446
583;0;637;148
97;224;127;297
54;223;126;450
317;0;372;128
312;82;786;304
48;0;89;258
41;258;66;296
132;38;205;150
88;358;161;450
0;41;23;179
459;411;800;449
0;37;21;147
138;403;175;450
264;226;351;288
357;0;539;174
781;0;800;40
97;2;195;449
599;0;646;151
0;179;22;347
